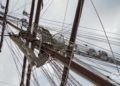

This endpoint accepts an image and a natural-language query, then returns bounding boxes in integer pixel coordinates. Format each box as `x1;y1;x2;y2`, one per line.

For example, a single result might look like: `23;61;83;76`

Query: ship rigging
0;0;120;86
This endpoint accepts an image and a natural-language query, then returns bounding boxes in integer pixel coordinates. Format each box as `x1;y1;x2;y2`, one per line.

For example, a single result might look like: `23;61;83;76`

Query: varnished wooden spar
0;20;116;86
1;15;120;66
26;0;43;86
9;31;116;86
0;0;9;52
0;16;118;85
21;0;35;86
9;34;48;67
42;47;117;86
61;0;84;85
0;6;118;86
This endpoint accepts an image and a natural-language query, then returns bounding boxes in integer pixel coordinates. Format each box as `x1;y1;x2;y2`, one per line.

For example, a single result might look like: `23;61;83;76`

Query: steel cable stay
30;72;40;86
40;19;120;36
58;28;120;46
64;33;120;59
51;59;113;85
4;39;21;80
9;18;119;42
50;60;82;86
5;34;22;68
48;62;77;86
75;56;120;72
3;19;120;64
41;67;57;86
5;38;41;86
10;0;20;12
45;63;59;86
61;0;69;34
49;62;63;84
49;58;120;86
4;26;43;86
41;24;120;42
1;0;82;85
2;11;120;37
39;68;53;86
35;18;120;36
62;51;120;73
41;0;54;17
74;55;116;73
90;0;120;73
74;57;120;85
6;33;118;86
5;36;27;73
7;27;43;86
1;42;21;86
5;38;38;86
60;28;119;55
76;39;120;58
6;24;24;62
77;34;120;46
5;25;23;59
25;53;83;86
41;68;55;86
63;29;120;41
34;58;83;85
5;37;23;67
3;19;120;71
5;17;58;86
2;13;120;41
0;0;120;85
5;11;120;38
8;0;51;17
32;70;41;86
1;22;118;85
8;0;53;23
56;35;120;71
8;1;31;14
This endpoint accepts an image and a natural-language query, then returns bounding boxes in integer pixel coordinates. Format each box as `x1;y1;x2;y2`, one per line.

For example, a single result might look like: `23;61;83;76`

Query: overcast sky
0;0;120;86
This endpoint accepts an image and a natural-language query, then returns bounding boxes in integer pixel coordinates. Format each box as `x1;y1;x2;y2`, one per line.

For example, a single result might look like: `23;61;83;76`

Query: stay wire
40;18;120;36
41;0;54;17
5;19;120;60
6;25;40;86
90;0;120;73
5;38;21;82
3;10;120;82
3;11;120;36
61;0;69;34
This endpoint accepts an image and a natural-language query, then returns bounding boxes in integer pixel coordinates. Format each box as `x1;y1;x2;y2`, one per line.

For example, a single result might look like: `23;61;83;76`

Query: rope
90;0;120;73
61;0;70;34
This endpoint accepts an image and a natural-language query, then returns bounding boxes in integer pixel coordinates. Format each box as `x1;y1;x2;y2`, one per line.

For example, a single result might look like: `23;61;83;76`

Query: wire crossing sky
0;0;120;86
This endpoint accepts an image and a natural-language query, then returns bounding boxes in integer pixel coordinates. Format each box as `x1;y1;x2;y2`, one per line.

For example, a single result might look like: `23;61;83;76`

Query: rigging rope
90;0;120;73
61;0;69;34
41;0;54;17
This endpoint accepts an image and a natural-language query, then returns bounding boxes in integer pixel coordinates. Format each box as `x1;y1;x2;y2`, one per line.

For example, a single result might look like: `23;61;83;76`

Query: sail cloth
9;34;48;67
37;26;53;44
37;26;66;51
52;33;66;51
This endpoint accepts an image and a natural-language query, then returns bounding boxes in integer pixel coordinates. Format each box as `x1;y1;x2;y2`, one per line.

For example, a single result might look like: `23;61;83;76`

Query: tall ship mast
0;0;120;86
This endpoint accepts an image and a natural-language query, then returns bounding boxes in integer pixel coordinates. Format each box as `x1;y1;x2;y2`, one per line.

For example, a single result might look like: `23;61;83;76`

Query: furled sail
9;34;48;67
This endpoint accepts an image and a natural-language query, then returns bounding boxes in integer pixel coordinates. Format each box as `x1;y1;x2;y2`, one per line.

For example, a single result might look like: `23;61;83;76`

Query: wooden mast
0;15;116;86
26;0;43;86
60;0;84;85
20;0;35;86
0;0;117;85
0;0;9;52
